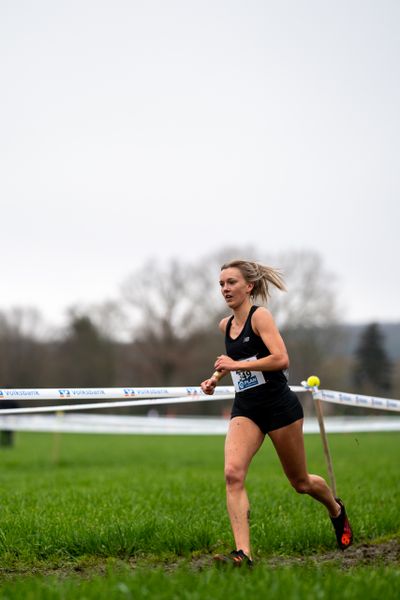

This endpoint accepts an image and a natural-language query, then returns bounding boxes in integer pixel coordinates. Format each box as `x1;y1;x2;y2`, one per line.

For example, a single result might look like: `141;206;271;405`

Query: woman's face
219;267;253;309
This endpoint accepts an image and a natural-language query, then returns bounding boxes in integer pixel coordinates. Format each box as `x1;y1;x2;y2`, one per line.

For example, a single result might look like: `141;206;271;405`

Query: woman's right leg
224;416;265;558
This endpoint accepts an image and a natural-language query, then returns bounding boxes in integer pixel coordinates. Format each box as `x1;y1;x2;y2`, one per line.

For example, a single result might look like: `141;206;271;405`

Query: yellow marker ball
307;375;320;387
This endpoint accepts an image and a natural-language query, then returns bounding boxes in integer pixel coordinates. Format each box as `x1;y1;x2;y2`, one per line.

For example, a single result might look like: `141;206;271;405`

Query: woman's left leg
268;419;340;517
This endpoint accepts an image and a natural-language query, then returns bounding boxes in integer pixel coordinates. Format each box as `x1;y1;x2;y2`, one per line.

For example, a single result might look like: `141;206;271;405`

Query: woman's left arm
214;308;289;372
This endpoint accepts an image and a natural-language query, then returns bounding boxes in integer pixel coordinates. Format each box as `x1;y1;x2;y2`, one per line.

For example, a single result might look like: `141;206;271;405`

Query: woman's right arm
200;368;228;395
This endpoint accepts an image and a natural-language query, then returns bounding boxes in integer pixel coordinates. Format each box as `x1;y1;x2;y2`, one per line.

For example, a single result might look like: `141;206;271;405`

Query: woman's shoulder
251;306;276;332
251;305;272;319
218;316;231;333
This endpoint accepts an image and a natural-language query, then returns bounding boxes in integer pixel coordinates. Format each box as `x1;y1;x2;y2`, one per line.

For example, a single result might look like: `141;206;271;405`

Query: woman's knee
290;475;311;494
224;463;246;488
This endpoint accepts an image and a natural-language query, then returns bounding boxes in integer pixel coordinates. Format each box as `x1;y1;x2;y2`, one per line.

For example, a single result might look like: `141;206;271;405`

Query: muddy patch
0;539;398;580
266;538;399;569
191;538;400;571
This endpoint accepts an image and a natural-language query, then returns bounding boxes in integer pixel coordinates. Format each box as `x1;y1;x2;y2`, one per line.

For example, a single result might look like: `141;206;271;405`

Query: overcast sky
1;0;399;328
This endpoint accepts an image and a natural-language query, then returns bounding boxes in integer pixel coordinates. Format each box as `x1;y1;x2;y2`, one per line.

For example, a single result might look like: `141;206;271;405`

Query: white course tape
0;386;234;401
0;385;305;415
313;389;400;412
0;414;399;435
0;385;398;415
0;385;305;402
0;394;235;415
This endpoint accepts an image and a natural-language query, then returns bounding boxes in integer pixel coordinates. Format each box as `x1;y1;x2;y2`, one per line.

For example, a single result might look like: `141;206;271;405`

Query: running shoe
330;498;353;550
213;549;253;567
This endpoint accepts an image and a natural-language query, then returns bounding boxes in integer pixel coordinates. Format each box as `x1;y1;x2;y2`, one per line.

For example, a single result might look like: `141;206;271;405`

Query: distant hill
338;322;400;361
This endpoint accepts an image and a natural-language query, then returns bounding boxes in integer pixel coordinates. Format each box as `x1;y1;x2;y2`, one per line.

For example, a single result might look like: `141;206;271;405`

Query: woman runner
200;259;353;566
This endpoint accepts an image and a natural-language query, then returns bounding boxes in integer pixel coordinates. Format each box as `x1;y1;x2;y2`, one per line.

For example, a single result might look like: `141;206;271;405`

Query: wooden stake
314;396;337;498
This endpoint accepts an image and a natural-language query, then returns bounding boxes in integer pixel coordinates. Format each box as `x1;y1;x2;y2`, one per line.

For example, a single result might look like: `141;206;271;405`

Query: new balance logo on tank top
225;305;290;403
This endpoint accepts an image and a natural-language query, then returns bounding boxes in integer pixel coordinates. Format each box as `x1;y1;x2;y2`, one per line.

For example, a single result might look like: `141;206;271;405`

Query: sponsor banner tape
313;389;400;413
0;386;233;401
1;385;398;415
0;385;305;402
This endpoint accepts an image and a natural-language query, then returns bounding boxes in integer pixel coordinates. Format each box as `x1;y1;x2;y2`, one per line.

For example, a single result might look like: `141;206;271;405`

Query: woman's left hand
214;355;238;372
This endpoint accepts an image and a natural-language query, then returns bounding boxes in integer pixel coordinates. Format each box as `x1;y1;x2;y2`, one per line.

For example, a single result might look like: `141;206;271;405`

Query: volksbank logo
0;390;39;397
124;389;136;397
59;389;71;398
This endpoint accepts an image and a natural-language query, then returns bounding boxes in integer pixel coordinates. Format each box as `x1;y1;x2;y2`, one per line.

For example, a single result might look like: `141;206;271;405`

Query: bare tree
121;257;227;340
121;259;210;385
256;250;339;328
266;251;340;390
85;300;127;342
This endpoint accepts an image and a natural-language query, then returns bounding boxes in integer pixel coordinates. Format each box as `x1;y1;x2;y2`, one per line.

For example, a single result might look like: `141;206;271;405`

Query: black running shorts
230;389;304;434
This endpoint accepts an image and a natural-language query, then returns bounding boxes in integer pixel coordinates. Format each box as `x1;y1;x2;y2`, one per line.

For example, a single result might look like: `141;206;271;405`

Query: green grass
0;431;399;598
0;564;400;600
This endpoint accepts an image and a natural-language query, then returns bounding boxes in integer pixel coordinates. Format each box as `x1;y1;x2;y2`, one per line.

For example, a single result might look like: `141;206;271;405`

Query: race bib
231;356;266;392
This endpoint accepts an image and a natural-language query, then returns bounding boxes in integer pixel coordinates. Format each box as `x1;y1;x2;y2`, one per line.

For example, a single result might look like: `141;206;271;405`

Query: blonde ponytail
220;259;286;303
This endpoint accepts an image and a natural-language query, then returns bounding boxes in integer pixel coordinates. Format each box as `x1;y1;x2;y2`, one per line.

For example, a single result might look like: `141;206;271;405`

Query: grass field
0;430;399;598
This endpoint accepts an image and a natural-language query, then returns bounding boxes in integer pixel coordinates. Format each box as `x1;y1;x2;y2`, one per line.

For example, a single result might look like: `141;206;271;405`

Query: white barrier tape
0;394;236;415
0;414;229;435
0;386;228;401
0;384;306;415
2;385;398;416
0;385;305;402
1;414;400;435
313;389;400;413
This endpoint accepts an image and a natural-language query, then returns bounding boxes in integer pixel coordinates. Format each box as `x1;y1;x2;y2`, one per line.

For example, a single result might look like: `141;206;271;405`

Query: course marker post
303;378;337;497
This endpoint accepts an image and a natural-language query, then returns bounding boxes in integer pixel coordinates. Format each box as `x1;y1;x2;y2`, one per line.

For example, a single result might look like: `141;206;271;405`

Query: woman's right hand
200;377;217;395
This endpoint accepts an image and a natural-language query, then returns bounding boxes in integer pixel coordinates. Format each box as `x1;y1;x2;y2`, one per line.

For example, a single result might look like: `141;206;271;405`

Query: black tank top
225;305;289;400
